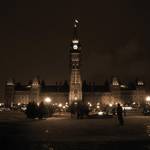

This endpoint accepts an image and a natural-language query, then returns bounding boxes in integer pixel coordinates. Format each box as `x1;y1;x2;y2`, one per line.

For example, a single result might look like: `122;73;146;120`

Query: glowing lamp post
97;102;100;106
58;103;62;108
132;102;136;105
17;102;21;106
146;96;150;104
44;97;52;104
74;96;77;101
109;103;113;107
97;105;100;109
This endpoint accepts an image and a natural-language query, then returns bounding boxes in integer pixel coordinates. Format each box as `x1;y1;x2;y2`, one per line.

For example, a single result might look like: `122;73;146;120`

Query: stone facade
4;77;147;107
4;79;69;107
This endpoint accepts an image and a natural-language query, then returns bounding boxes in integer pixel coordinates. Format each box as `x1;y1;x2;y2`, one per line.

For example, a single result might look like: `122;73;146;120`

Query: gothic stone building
4;20;146;107
4;77;146;107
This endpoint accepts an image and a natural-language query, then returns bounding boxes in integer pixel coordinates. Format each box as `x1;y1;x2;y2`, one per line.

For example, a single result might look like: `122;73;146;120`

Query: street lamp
44;97;52;104
132;102;136;105
58;103;62;107
97;105;100;109
146;96;150;102
109;103;113;107
18;102;21;106
146;96;150;105
97;102;100;106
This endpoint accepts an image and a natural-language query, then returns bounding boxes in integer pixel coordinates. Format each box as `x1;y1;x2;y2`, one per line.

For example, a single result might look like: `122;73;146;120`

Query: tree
25;101;56;119
38;101;55;119
47;104;55;117
25;102;39;119
38;101;49;119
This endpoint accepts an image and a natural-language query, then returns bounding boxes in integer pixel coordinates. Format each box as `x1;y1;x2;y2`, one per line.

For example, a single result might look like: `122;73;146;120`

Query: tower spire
73;19;79;40
69;19;82;104
72;19;80;50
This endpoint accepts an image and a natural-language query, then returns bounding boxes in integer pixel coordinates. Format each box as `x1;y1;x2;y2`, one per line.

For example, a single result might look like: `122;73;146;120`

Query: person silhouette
116;103;124;125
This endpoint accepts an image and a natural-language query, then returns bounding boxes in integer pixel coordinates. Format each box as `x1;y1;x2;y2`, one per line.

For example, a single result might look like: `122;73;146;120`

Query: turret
30;77;40;102
135;79;145;106
4;79;15;107
110;76;120;91
136;79;144;90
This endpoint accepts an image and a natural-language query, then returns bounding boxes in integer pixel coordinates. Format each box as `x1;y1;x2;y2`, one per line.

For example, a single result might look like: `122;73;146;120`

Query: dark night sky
0;0;150;93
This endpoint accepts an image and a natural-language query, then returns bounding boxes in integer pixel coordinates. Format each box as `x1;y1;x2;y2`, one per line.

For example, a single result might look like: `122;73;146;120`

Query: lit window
112;77;119;86
72;40;79;44
137;81;144;86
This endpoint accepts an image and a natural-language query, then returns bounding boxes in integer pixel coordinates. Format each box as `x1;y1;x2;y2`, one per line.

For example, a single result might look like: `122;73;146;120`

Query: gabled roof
41;85;69;93
82;85;110;92
15;85;31;91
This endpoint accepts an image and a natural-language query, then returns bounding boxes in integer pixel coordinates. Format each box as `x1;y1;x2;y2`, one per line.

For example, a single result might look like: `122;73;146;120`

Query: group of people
70;102;125;125
70;102;90;119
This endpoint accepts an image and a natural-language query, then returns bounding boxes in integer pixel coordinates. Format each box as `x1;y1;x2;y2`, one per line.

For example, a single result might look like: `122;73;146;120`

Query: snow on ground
0;112;150;150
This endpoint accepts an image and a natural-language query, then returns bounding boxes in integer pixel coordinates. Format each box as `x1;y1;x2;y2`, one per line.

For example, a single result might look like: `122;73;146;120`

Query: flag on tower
75;19;79;24
74;19;79;28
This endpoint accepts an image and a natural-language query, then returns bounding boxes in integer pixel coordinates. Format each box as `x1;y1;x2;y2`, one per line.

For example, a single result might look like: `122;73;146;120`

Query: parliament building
4;20;146;107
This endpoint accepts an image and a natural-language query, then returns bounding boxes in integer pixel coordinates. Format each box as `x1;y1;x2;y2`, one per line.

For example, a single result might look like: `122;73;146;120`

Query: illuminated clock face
73;44;78;50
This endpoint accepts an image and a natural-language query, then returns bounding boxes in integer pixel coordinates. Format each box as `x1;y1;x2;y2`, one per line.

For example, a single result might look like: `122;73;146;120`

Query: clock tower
69;19;82;104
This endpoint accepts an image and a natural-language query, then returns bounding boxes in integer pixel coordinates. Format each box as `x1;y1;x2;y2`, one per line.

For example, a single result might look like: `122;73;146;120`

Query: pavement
0;112;150;150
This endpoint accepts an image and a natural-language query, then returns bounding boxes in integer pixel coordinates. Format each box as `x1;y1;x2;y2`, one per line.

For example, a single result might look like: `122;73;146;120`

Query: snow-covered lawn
0;112;150;150
0;111;149;142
